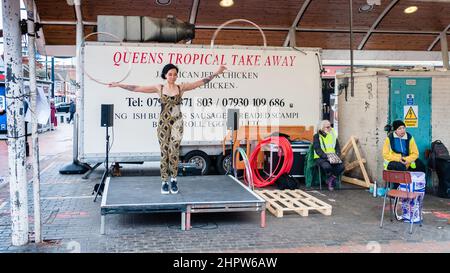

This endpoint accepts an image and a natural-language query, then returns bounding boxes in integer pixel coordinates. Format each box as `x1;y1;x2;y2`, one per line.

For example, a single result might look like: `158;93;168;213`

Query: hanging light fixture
358;4;374;12
404;6;418;14
155;0;171;6
219;0;234;8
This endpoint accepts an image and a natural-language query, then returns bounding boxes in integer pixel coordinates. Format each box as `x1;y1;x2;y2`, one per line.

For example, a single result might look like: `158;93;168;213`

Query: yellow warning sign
405;107;417;119
404;106;418;127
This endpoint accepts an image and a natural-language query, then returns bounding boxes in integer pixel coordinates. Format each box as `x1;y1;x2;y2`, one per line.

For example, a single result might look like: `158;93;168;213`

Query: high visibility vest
314;129;337;159
383;132;416;170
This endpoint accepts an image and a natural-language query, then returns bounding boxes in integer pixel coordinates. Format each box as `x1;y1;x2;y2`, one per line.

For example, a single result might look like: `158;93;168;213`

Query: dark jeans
69;112;75;122
316;158;345;177
386;158;426;172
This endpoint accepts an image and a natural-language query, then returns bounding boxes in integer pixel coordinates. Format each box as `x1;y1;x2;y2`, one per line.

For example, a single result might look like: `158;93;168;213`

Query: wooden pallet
255;189;332;217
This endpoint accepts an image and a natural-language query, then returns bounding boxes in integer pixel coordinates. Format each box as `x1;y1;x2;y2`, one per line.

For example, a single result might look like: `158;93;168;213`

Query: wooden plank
350;137;371;187
271;192;298;209
277;191;309;216
345;159;366;172
257;191;284;217
266;202;283;217
287;190;332;215
261;191;291;212
340;137;353;158
341;175;371;188
290;190;332;209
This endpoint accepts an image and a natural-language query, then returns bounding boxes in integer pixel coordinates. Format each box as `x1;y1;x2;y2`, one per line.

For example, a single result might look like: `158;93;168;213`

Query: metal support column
58;0;89;174
3;0;30;246
441;32;450;70
26;0;42;243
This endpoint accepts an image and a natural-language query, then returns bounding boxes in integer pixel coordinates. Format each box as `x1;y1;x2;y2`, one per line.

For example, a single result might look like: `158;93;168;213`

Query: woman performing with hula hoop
108;64;226;194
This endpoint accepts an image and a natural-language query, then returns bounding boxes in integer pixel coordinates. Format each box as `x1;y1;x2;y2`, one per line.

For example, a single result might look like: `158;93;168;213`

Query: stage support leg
186;205;191;231
260;206;266;228
181;212;186;231
100;215;105;235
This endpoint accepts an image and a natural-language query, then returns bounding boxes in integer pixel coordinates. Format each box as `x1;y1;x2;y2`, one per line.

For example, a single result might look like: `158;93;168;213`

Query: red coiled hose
249;136;293;188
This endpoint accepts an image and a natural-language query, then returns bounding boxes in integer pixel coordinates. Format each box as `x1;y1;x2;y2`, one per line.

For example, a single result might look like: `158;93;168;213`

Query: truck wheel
216;153;232;175
184;150;211;175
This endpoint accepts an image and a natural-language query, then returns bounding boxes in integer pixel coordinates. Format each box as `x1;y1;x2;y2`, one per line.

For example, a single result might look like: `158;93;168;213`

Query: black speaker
227;109;239;130
101;104;114;127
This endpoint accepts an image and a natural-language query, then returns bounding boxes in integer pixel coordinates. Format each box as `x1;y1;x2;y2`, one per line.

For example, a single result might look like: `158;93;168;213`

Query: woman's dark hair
161;63;179;79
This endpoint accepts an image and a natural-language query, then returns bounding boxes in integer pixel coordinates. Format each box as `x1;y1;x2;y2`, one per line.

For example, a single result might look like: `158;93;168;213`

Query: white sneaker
161;181;169;194
170;178;179;194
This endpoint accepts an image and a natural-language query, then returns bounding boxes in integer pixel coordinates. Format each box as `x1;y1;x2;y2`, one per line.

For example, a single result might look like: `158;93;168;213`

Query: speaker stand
94;126;110;202
227;111;238;176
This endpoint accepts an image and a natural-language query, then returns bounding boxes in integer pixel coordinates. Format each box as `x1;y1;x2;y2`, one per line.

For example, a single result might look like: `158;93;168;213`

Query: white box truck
79;43;322;174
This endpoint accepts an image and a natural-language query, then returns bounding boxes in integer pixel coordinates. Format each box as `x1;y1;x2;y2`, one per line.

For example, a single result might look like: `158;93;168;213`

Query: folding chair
379;170;423;234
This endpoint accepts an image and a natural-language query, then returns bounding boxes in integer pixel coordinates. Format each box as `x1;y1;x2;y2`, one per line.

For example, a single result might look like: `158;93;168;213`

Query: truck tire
216;153;232;175
184;150;211;175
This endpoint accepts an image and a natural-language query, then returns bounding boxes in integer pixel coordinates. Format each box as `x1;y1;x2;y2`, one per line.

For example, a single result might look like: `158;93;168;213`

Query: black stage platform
100;175;266;234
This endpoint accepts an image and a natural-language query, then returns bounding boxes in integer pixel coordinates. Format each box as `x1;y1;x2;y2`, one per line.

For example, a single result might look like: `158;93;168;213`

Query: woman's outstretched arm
108;82;160;94
180;65;226;93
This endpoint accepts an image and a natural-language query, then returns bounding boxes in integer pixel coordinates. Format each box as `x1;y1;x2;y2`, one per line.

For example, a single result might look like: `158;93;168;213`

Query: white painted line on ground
40;162;55;175
307;190;327;197
41;181;78;185
41;195;93;200
0;202;7;211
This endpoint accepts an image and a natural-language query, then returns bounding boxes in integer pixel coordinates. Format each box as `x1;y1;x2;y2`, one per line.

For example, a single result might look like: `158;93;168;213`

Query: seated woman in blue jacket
382;120;424;172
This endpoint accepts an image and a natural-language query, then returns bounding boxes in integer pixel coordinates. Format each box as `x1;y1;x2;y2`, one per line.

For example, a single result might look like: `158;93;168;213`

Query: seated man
382;120;425;173
313;120;345;191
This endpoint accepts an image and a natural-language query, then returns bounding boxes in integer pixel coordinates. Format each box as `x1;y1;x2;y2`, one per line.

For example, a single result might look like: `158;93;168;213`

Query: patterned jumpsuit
157;85;184;182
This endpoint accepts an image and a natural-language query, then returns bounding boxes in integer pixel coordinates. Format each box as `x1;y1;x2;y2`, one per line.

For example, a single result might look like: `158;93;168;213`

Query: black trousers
386;158;426;172
316;158;345;177
69;112;75;122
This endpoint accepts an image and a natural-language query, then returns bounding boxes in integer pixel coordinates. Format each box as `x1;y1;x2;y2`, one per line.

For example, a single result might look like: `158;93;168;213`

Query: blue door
389;78;431;163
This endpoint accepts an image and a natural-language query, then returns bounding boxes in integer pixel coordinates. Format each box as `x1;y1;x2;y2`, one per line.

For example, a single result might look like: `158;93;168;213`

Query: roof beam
427;23;450;51
322;49;448;66
295;28;440;34
357;0;399;50
39;20;97;26
282;0;312;46
35;22;444;35
196;25;289;31
189;0;200;24
187;0;199;44
24;0;47;55
196;25;441;34
73;0;83;24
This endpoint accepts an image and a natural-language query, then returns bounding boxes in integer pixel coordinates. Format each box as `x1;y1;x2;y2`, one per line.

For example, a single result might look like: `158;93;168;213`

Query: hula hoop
233;147;254;190
80;31;133;85
210;19;267;73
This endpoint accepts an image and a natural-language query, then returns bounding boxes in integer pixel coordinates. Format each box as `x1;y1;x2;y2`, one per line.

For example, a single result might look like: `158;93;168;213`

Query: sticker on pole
404;106;418;128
